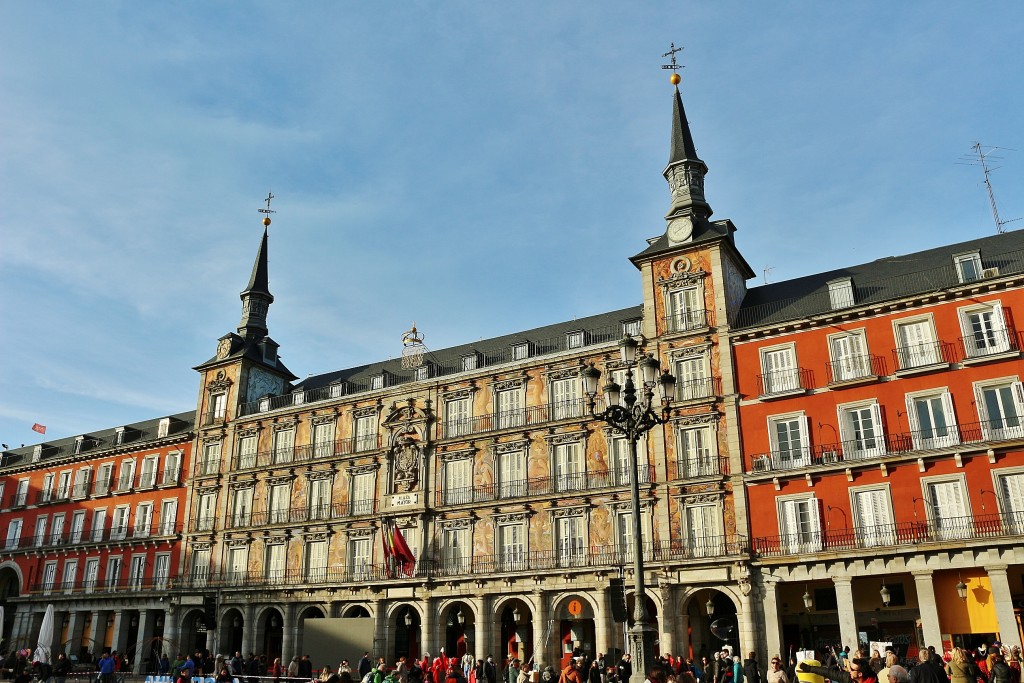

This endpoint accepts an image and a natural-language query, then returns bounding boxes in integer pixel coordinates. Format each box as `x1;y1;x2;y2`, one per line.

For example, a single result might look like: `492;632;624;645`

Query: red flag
392;524;417;577
382;524;394;578
31;423;46;434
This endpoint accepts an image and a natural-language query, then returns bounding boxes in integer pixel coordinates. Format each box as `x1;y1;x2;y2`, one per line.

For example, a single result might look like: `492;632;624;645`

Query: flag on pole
392;524;417;577
31;423;46;434
382;524;395;578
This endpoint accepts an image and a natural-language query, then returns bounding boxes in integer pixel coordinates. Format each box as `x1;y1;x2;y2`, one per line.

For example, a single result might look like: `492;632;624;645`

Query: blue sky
1;2;1022;446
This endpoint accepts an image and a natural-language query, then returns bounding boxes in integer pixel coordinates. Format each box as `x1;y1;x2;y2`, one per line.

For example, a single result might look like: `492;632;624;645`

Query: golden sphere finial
669;73;681;86
262;216;272;227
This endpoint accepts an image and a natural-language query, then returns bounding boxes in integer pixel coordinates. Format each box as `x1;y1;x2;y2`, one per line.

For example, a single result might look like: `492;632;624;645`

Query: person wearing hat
798;657;880;683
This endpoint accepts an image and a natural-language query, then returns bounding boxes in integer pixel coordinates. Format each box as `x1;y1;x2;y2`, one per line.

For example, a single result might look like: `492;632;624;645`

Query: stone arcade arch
296;605;326;660
495;597;533;666
439;600;475;658
677;588;740;660
551;593;601;669
220;608;245;657
0;563;22;643
388;604;422;662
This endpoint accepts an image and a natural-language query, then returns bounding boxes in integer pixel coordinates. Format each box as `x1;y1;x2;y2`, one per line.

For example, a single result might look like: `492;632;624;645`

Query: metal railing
664;309;713;334
677;454;729;479
758;368;812;397
1;521;182;552
893;341;954;371
961;328;1020;359
232;435;382;471
174;535;745;589
31;572;178;595
436;465;653;507
748;418;1024;473
826;354;886;384
753;510;1024;557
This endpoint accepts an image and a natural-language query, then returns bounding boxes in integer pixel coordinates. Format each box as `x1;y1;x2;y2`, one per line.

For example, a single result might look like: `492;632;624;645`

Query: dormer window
512;342;531;361
622;319;642;337
415;364;432;381
461;353;480;372
827;278;855;310
954;251;983;283
370;374;385;391
33;445;43;462
114;427;126;446
292;390;305;406
157;418;170;438
261;338;280;366
566;331;586;350
75;436;86;454
329;381;346;399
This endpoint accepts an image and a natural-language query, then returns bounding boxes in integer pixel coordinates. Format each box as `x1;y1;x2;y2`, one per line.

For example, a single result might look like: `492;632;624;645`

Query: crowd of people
790;643;1022;683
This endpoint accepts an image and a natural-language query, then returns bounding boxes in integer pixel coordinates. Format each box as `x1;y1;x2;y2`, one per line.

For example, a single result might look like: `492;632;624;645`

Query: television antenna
957;143;1020;233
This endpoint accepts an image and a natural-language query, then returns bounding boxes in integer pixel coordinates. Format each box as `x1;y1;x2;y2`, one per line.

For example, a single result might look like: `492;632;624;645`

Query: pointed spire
241;226;273;300
238;216;275;340
668;85;701;166
663;77;711;224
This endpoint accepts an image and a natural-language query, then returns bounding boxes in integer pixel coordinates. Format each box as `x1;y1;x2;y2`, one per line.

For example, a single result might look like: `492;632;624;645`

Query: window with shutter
70;511;86;543
140;456;158;488
106;556;123;589
441;527;470;573
91;509;106;542
551;378;579;420
352;474;375;515
679;426;715;477
269;484;290;523
355;415;378;451
555;442;584;492
73;468;91;497
237;435;258;469
62;560;77;593
305;540;328;581
961;303;1010;358
557;516;585;567
496;389;524;429
5;519;23;550
669;286;702;331
829;331;871;382
128;555;146;589
895;318;939;368
84;558;99;592
998;471;1024;533
499;450;527;498
350;538;372;579
444;459;472;505
232;488;253;526
273;429;294;464
133;503;153;537
686;504;722;557
198;493;218;530
201;443;221;475
50;513;65;545
839;402;885;460
154;554;170;588
111;507;129;540
927;480;970;540
265;543;286;581
190;550;210;586
768;415;810;468
907;391;959;449
778;497;821;554
852;488;895;546
610;437;631;485
977;380;1024;440
500;524;525;571
42;562;57;593
313;422;334;458
445;398;471;437
309;478;332;520
160;500;177;535
761;347;800;394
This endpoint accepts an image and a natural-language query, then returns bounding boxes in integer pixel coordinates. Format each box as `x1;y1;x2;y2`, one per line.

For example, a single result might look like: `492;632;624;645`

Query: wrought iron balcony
893;340;954;371
0;520;181;553
676;454;729;479
961;327;1020;360
675;377;720;402
232;435;381;471
435;465;653;507
826;354;886;384
31;572;178;596
748;418;1024;474
753;510;1024;558
757;368;812;397
440;399;596;440
663;309;712;333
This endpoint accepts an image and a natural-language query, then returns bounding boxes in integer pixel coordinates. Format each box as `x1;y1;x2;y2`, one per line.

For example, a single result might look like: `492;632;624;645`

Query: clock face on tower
667;216;693;244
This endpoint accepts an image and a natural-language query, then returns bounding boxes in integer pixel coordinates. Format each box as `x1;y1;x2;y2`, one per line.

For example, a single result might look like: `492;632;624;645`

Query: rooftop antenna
957;143;1020;233
763;266;774;284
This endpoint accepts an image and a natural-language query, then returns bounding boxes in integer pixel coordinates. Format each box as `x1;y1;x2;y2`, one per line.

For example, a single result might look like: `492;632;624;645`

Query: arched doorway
554;595;597;669
498;599;532;667
297;606;325;659
393;606;421;662
443;602;474;658
0;565;21;642
343;606;371;618
262;609;284;662
221;608;244;656
179;609;208;654
683;590;737;660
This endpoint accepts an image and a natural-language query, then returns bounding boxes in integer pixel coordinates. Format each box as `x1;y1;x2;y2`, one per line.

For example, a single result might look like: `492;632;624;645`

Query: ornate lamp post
581;336;675;683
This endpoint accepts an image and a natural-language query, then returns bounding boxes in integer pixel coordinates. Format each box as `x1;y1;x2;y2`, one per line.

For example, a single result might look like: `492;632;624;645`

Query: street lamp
582;338;675;683
802;587;813;611
879;585;891;607
404;612;413;627
956;579;968;600
705;594;715;617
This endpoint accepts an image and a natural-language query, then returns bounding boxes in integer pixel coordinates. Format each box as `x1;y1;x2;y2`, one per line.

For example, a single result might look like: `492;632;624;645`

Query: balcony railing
893;341;954;371
173;535;745;590
436;465;652;507
826;354;886;384
31;572;178;596
664;309;712;333
753;510;1024;558
193;458;221;477
749;418;1024;473
676;377;720;402
223;500;376;531
961;328;1019;359
0;521;182;552
232;435;382;471
758;368;812;397
441;399;601;440
677;454;729;479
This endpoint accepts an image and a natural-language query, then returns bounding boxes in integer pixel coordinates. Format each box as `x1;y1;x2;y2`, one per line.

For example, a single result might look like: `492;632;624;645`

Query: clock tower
663;72;711;245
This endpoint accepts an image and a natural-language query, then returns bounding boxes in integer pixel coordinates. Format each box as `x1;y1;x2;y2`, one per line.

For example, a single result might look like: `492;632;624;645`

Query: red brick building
732;232;1024;656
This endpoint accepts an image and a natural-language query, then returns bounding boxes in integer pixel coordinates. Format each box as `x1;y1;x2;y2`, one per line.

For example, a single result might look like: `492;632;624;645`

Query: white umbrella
33;604;54;665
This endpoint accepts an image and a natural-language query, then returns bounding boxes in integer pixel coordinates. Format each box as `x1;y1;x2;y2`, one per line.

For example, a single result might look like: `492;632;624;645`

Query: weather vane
258;191;276;227
661;42;683;72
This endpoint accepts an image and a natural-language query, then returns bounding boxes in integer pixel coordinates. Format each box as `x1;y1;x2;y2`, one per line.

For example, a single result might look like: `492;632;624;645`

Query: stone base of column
628;620;658;683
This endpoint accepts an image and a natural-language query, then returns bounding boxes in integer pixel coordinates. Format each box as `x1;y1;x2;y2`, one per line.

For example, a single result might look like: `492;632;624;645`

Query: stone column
281;604;299;666
372;599;386;660
831;577;858;651
163;608;180;659
242;603;257;656
134;610;156;673
761;581;783;661
90;611;107;655
66;611;87;658
658;584;675;657
737;587;755;659
596;584;613;657
912;571;942;648
533;591;548;670
985;565;1023;652
109;611;129;655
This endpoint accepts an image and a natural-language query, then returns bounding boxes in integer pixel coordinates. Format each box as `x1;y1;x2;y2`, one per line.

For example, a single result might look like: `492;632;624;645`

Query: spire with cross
661;42;683;73
258;191;276;227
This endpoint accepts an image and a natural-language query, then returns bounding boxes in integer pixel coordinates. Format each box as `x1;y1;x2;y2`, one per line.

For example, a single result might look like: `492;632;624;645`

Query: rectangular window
133;503;153;538
926;479;971;540
554;442;584;492
444;459;472;505
42;561;57;594
230;488;253;527
269;484;290;523
91;509;107;542
163;451;181;485
557;516;585;567
211;392;227;420
838;402;886;460
160;500;178;535
34;516;47;547
829;331;871;382
370;374;384;390
676;354;711;400
272;429;295;464
305;540;328;582
498;449;527;498
499;524;526;571
139;455;159;488
153;554;171;589
201;442;221;475
190;549;210;586
70;511;86;543
83;558;99;593
997;471;1024;533
678;426;717;477
760;346;801;394
550;378;580;420
977;380;1024;440
767;415;810;468
227;547;248;583
117;460;135;490
686;504;722;557
852;488;895;547
609;437;631;485
354;415;377;452
512;343;530;361
622;319;642;337
237;435;258;469
907;391;959;449
313;422;334;458
778;497;821;553
960;303;1011;358
106;556;123;589
62;560;77;593
128;555;146;589
5;519;23;550
669;286;703;331
309;478;332;520
445;398;471;438
566;331;585;349
15;479;29;506
440;526;470;574
461;354;478;372
50;513;65;545
41;473;54;503
197;493;217;531
895;318;940;369
350;537;372;579
265;543;286;581
954;252;983;283
73;468;91;497
95;463;113;495
56;471;72;500
496;389;524;429
351;474;375;515
111;506;130;540
827;278;855;309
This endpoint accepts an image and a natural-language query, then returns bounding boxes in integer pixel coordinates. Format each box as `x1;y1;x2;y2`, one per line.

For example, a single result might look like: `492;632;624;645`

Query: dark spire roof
241;226;273;301
668;85;701;166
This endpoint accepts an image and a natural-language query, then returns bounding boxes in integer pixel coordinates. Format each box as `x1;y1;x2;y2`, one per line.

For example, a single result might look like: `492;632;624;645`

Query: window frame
904;387;960;450
958;300;1011;358
836;399;886;460
848;483;896;547
775;493;822;554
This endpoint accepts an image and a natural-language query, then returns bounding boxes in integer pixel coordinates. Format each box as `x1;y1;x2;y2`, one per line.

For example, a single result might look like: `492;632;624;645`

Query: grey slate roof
241;226;273;301
0;410;195;470
293;305;644;394
734;228;1024;329
630;218;748;265
668;85;702;167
